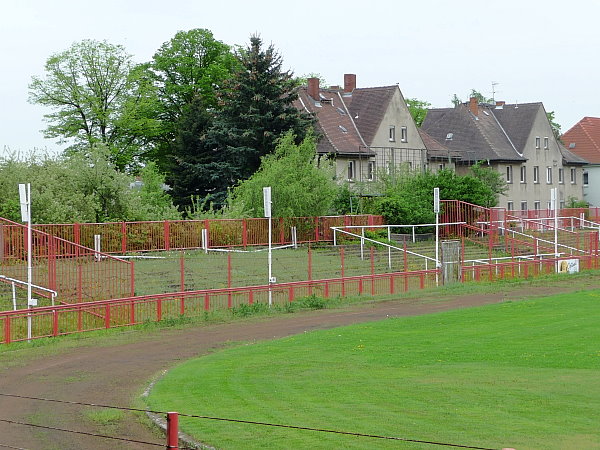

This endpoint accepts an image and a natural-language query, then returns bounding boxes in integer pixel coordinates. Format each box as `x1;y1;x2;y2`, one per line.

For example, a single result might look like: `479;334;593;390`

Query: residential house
560;117;600;206
296;74;458;187
422;99;587;212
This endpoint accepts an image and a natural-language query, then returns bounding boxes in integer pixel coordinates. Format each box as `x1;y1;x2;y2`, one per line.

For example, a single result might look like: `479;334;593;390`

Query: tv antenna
491;81;500;102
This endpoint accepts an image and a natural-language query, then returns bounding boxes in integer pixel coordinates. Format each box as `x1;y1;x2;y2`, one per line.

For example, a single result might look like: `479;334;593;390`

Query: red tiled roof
561;117;600;164
297;87;374;157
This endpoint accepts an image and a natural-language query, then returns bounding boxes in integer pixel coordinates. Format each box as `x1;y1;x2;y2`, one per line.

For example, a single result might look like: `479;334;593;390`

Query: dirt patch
0;276;597;449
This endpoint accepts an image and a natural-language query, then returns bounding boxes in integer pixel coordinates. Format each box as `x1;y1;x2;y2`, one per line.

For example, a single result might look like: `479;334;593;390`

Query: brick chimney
344;74;356;93
469;97;478;116
307;77;319;100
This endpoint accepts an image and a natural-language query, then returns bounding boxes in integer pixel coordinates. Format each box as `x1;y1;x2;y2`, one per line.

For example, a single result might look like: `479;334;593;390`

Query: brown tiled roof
418;129;461;160
297;87;374;157
422;103;526;163
345;86;397;146
561;117;600;164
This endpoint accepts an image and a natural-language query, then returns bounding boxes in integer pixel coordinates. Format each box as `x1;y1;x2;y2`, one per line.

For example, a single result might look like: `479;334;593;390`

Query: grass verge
144;289;600;450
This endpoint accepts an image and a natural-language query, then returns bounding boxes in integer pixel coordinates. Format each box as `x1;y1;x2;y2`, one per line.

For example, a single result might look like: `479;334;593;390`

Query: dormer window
389;126;395;142
401;126;408;143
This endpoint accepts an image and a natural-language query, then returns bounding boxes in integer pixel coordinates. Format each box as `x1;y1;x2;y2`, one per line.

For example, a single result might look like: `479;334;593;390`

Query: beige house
422;99;587;211
296;74;456;186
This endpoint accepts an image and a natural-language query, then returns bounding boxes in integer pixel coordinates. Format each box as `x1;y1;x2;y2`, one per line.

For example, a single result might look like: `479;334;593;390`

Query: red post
180;252;185;292
157;298;162;321
164;221;171;251
389;275;395;295
340;247;345;297
130;261;135;297
121;222;127;253
5;316;11;344
280;217;285;244
289;286;295;302
130;299;136;325
242;219;247;249
370;246;375;296
307;245;313;296
77;264;83;303
248;289;254;305
105;304;111;329
227;253;232;308
53;309;58;336
204;293;210;311
167;412;179;449
74;222;81;248
314;217;319;242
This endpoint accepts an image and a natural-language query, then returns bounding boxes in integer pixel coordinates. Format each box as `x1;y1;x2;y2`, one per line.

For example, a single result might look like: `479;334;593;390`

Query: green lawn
145;291;600;449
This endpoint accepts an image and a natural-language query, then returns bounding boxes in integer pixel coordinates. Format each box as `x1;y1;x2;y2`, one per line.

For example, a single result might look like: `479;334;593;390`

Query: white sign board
558;259;580;274
433;187;440;214
263;187;272;218
18;183;30;222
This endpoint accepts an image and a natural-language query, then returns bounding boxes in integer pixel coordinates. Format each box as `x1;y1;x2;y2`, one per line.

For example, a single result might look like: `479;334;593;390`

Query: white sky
2;0;599;156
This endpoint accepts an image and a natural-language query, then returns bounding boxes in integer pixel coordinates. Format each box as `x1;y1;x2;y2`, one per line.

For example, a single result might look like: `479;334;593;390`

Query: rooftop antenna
491;81;500;102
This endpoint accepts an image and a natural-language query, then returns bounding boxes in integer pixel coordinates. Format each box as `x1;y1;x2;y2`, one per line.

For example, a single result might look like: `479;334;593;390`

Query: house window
547;201;552;210
533;166;539;183
439;163;445;171
347;161;355;181
534;201;541;210
400;126;407;143
506;165;513;183
535;136;541;149
546;167;552;184
389;126;395;142
520;201;528;211
584;171;589;186
507;201;514;211
367;161;375;181
543;137;549;149
520;166;526;183
560;201;565;209
570;168;576;184
558;168;564;184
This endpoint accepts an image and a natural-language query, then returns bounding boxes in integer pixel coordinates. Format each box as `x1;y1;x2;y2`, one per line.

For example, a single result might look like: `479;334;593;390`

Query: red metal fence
0;269;438;344
33;215;384;254
0;218;133;305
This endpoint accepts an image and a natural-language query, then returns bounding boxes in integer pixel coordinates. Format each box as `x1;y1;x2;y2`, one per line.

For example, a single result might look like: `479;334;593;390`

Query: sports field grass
145;290;600;449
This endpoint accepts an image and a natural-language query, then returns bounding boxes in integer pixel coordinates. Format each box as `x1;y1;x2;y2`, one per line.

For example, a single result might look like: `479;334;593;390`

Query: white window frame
534;201;541;210
520;165;526;183
584;171;589;186
570;167;576;184
367;161;375;181
535;136;541;149
389;126;395;142
558;168;564;184
546;166;552;184
507;201;514;211
543;137;549;149
520;201;528;211
347;160;355;181
533;166;539;183
400;126;408;143
506;165;513;183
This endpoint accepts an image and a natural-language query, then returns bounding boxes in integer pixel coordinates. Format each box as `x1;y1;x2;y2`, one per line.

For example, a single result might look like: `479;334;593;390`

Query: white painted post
360;227;365;260
11;281;16;311
387;226;392;270
434;188;440;286
552;188;558;270
94;234;101;262
263;187;273;307
19;183;32;341
291;226;297;249
201;229;208;254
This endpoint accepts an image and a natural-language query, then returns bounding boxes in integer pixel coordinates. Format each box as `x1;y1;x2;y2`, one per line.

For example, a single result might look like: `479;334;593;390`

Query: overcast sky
2;0;599;156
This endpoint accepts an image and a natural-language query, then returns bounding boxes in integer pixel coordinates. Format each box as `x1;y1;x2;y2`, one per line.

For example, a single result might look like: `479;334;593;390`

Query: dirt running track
0;277;598;450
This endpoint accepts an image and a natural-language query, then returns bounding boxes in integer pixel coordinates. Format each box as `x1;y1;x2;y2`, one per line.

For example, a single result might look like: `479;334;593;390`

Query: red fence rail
33;215;384;254
0;218;133;304
0;269;438;344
